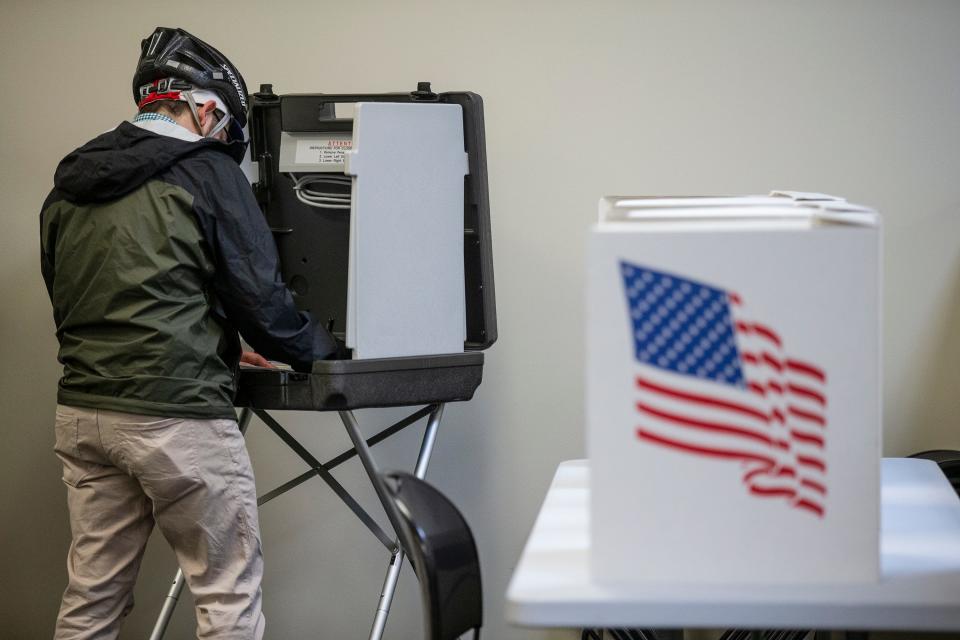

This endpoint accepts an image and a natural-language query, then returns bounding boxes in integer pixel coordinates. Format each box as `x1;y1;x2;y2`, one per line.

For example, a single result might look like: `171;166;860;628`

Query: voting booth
587;193;881;585
238;83;496;409
151;84;495;640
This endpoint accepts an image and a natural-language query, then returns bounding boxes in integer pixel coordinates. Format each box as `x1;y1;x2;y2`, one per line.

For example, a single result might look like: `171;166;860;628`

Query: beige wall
2;1;960;638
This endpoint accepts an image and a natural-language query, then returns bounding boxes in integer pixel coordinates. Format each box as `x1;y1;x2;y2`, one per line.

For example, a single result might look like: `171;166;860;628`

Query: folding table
506;458;960;634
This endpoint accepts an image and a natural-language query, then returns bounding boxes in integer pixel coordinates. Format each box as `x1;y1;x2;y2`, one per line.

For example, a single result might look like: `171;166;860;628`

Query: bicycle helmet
132;27;248;144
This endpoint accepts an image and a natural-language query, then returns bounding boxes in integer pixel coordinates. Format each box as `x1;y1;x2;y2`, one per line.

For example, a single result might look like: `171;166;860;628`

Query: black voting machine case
235;83;496;411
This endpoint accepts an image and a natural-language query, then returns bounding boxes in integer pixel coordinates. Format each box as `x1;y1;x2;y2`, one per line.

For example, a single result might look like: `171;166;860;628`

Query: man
40;27;336;639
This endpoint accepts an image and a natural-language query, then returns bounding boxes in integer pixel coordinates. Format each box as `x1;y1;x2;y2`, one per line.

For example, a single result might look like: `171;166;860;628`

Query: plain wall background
2;1;959;638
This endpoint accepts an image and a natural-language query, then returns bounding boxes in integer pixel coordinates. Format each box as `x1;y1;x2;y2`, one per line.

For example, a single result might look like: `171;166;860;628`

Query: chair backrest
382;472;482;640
909;449;960;498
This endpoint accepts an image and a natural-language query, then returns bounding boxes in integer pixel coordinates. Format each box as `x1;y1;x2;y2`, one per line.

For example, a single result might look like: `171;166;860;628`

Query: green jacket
40;120;336;419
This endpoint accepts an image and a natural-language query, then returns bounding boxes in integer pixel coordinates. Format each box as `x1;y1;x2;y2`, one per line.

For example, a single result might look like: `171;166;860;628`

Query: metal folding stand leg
150;403;446;640
339;404;444;640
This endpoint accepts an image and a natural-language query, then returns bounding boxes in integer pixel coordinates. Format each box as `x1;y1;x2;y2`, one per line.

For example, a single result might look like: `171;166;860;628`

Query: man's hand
240;351;274;368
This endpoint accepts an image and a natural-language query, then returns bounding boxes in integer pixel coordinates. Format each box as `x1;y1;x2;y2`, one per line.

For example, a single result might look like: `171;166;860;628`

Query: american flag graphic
621;261;828;517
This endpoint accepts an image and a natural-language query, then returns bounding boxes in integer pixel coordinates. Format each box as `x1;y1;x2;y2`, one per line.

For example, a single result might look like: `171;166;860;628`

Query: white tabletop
506;458;960;631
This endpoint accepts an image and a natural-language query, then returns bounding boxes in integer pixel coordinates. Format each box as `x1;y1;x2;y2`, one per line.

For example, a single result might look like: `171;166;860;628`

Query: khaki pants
52;404;265;640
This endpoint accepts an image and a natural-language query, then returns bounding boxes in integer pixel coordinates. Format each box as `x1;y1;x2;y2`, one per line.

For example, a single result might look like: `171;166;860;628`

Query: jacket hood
54;121;245;203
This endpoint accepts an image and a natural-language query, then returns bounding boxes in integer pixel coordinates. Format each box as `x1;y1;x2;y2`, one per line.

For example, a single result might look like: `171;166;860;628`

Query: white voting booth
152;87;495;640
587;192;881;584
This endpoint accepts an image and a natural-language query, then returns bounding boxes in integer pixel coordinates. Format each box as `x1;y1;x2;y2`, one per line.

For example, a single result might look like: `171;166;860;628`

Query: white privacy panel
345;102;468;359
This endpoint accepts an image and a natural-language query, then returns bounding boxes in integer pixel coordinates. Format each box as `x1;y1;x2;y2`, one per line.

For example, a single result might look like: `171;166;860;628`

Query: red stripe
728;292;742;305
748;485;796;499
741;351;785;373
788;405;826;427
787;382;826;406
762;352;784;372
735;321;750;333
790;429;824;448
636;376;768;423
743;465;796;483
797;454;826;472
774;439;790;451
636;402;773;446
752;323;783;348
800;478;827;495
747;380;787;397
770;408;785;424
636;429;776;466
794;499;825;517
786;359;826;383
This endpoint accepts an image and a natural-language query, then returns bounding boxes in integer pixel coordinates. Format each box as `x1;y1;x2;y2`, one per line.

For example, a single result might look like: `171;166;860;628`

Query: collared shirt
130;111;202;142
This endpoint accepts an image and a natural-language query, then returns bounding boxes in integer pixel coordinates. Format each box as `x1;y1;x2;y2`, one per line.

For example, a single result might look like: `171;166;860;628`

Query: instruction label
295;137;353;165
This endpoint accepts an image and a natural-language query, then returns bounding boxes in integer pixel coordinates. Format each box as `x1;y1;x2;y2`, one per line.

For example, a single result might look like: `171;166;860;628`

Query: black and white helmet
133;27;248;143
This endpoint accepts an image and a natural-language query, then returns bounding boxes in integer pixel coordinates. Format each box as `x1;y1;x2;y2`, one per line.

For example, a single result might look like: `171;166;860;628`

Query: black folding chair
382;471;482;640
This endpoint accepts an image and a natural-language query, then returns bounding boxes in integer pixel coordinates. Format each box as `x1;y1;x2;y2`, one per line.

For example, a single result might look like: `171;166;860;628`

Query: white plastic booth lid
598;191;878;232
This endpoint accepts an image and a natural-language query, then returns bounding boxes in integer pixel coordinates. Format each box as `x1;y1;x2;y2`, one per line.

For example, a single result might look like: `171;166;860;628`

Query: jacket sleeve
177;151;337;370
40;192;63;328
